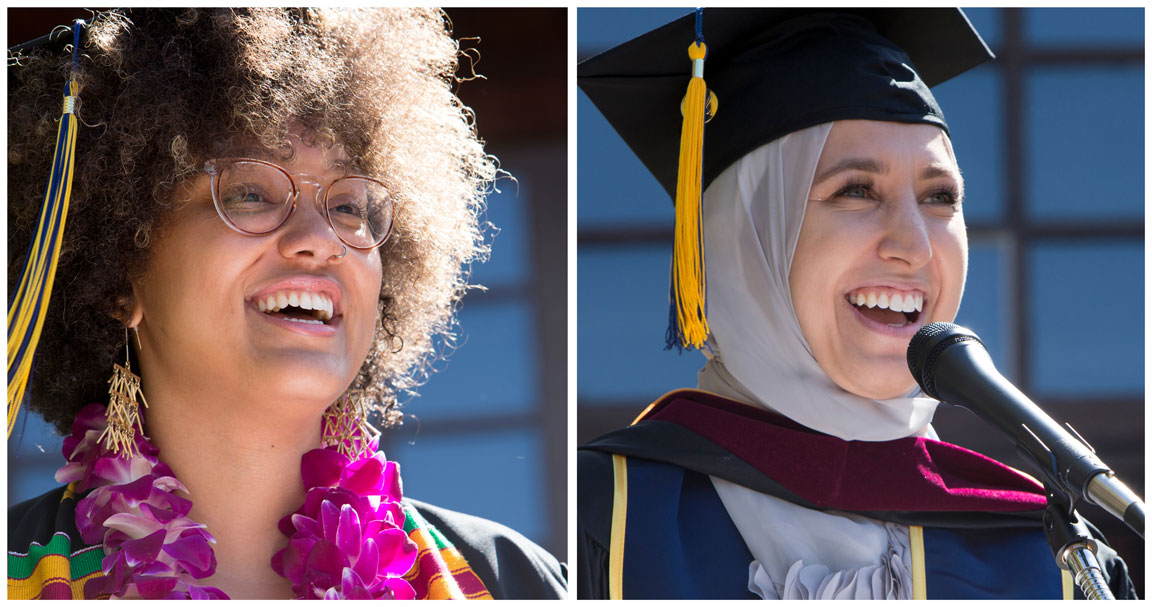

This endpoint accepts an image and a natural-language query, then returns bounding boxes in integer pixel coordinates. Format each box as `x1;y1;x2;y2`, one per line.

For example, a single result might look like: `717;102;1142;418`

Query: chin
260;360;353;405
836;366;918;400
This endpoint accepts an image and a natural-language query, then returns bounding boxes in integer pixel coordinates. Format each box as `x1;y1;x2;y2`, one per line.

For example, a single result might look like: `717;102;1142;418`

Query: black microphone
907;322;1143;538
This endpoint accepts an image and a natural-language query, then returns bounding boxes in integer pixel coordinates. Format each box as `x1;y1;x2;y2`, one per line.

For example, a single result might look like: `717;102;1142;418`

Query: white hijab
697;122;940;599
696;122;939;442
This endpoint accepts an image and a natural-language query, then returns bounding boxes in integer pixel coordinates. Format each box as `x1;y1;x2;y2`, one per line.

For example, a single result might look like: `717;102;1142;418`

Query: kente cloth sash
402;503;493;600
7;483;492;600
581;389;1076;599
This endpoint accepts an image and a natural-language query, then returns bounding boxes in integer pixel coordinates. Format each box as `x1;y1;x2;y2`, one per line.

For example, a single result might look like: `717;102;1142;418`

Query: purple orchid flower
273;446;417;599
62;404;227;600
63;403;415;600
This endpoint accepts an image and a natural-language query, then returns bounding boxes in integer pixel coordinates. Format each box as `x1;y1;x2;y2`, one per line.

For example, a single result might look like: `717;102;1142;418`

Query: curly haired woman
8;8;565;599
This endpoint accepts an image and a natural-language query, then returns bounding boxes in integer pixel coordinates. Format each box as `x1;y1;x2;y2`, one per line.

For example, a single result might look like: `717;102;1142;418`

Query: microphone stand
1042;485;1113;599
907;323;1141;598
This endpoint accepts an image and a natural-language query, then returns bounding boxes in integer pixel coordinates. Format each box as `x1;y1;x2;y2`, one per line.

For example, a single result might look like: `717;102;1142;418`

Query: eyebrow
813;157;960;184
813;158;887;184
919;163;957;181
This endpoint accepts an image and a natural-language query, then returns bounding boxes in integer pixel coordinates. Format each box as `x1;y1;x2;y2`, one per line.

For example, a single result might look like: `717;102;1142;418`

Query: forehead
281;142;355;174
818;120;957;171
226;131;356;174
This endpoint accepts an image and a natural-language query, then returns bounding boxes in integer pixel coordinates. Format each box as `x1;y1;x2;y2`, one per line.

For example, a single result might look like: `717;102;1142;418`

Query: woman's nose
276;183;345;261
876;196;932;268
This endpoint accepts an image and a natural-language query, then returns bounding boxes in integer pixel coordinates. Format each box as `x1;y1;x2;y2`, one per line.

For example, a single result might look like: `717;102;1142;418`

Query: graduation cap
577;8;994;351
7;18;87;437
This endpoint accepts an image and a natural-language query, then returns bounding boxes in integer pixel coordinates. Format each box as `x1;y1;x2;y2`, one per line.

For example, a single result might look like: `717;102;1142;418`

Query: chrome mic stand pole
1043;487;1113;600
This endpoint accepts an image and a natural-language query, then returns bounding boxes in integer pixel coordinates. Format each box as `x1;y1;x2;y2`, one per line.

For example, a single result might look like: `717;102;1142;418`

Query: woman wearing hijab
7;9;565;599
576;8;1135;599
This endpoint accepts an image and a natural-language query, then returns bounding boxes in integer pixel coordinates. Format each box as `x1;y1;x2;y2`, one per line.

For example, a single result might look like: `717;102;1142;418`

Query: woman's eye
834;182;873;199
221;187;278;211
924;189;961;207
329;197;367;218
227;192;262;204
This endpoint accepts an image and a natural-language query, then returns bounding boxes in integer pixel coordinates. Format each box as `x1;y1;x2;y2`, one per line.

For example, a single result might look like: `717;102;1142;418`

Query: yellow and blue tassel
8;20;85;437
666;8;717;352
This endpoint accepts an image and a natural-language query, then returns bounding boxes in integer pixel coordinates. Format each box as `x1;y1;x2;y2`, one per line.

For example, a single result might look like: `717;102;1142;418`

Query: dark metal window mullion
1001;8;1030;394
526;158;569;557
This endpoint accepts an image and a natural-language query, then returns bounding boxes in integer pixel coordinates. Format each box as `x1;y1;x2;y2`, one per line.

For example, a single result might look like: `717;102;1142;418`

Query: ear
110;289;144;329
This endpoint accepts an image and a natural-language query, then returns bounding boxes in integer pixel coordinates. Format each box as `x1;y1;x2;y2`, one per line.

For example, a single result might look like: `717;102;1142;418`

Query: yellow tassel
670;41;716;351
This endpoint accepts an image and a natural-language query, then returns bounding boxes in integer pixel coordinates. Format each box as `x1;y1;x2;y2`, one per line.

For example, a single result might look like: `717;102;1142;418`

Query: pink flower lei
56;403;418;600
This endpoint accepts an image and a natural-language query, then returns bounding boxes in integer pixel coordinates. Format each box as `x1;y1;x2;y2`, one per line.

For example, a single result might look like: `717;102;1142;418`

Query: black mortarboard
577;8;993;351
578;8;994;200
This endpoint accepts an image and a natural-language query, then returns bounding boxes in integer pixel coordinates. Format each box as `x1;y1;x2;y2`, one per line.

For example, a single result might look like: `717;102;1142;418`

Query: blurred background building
7;8;567;562
577;7;1143;594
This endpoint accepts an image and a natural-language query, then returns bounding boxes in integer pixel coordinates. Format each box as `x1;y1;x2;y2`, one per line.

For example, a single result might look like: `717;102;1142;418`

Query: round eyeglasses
204;158;394;250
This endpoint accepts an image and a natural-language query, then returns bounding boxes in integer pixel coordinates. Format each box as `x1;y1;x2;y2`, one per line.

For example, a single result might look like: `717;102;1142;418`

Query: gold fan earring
99;326;149;458
322;390;380;458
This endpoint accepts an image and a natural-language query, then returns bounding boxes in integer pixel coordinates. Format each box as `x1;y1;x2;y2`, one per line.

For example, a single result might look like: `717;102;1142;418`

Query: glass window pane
954;238;1014;382
8;413;66;507
1025;8;1144;46
578;246;706;402
471;183;528;288
931;65;1003;223
577;93;673;229
1025;66;1143;222
1027;240;1143;396
390;431;545;544
412;301;536;419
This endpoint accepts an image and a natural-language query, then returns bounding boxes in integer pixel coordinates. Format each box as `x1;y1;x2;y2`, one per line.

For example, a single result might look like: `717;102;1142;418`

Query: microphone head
906;322;983;399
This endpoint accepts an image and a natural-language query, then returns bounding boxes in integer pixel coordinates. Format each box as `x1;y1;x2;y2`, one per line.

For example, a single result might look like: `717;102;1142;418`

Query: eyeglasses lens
326;178;392;248
217;161;294;234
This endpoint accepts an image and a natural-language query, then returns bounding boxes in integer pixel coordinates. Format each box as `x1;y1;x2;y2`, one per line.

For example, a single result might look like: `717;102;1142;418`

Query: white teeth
850;290;926;314
255;290;335;321
283;317;323;325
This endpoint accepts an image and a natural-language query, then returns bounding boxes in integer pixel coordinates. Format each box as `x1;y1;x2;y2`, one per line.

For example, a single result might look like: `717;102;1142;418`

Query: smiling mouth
846;289;923;328
256;290;335;325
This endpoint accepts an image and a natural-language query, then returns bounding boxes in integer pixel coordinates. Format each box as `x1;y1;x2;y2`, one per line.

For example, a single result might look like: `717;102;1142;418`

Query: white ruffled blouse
711;477;913;600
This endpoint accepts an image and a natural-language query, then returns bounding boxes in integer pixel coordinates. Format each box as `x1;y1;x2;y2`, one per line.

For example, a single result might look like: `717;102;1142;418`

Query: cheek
790;216;858;313
142;235;235;314
350;258;384;343
789;222;846;349
935;222;968;318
